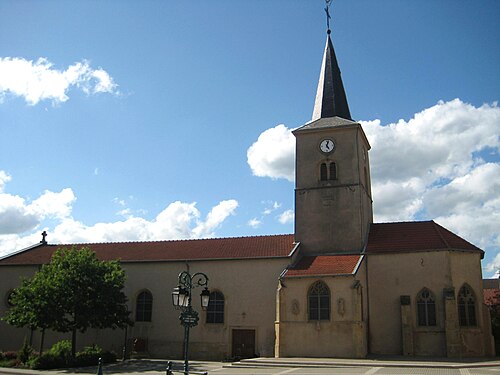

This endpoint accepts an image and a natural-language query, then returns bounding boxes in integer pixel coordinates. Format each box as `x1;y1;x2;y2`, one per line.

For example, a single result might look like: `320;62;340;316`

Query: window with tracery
458;285;476;326
308;281;330;321
206;291;224;324
136;290;153;322
416;288;436;326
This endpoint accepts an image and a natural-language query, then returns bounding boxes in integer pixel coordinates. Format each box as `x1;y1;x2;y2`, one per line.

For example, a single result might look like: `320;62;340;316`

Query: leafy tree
487;288;500;355
4;266;61;353
3;246;132;357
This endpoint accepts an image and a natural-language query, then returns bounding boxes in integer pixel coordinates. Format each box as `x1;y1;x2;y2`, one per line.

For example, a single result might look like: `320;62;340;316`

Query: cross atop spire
311;4;352;122
325;0;332;32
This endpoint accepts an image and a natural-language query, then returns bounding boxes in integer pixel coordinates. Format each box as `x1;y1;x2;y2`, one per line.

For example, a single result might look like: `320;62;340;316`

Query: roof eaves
352;254;364;275
0;242;48;262
288;241;300;257
118;254;294;264
286;272;356;279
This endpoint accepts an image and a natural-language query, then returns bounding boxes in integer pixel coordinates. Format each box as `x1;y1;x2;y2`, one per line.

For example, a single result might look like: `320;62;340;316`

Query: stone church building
0;29;495;359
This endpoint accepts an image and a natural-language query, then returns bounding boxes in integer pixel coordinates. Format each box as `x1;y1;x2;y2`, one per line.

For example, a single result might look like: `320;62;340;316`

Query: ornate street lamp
171;271;210;375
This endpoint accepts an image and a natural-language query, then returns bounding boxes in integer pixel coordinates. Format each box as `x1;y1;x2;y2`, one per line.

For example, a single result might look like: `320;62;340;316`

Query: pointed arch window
136;290;153;322
206;291;224;324
458;285;476;326
308;281;330;321
416;288;436;326
320;162;337;181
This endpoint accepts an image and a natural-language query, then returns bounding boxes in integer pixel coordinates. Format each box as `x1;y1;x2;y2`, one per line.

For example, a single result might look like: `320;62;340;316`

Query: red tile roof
0;234;296;265
365;221;483;255
284;255;363;278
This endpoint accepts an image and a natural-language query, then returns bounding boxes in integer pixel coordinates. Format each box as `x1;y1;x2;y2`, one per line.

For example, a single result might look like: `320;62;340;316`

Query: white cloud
262;201;281;215
248;99;500;275
0;171;11;192
0;182;75;235
248;218;262;229
0;175;239;258
247;124;295;181
191;200;239;238
278;209;294;225
0;57;117;105
486;253;500;276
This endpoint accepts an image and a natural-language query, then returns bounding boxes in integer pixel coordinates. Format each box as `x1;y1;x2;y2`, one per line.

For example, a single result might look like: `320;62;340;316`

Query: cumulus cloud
262;201;281;215
248;218;262;229
278;209;294;225
0;57;117;105
0;185;75;235
248;99;500;275
247;124;295;181
486;253;500;276
0;171;11;192
0;175;239;258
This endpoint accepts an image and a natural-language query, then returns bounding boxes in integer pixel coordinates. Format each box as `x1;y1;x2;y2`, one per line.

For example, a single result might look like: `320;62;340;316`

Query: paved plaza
1;358;500;375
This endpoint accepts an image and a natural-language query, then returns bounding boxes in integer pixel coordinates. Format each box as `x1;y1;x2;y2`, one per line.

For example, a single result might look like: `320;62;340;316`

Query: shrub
28;340;117;369
3;351;17;360
74;345;117;367
47;340;72;361
75;345;100;367
17;338;34;364
30;340;73;369
30;352;66;370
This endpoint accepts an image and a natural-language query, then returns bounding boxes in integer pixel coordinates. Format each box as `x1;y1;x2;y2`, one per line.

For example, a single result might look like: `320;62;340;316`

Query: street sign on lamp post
171;271;210;375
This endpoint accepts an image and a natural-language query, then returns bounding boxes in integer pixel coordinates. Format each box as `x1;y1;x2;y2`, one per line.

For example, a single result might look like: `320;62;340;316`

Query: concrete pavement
230;356;500;369
0;357;500;375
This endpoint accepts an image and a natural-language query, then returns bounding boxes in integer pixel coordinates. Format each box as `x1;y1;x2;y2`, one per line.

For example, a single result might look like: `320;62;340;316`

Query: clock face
319;139;335;153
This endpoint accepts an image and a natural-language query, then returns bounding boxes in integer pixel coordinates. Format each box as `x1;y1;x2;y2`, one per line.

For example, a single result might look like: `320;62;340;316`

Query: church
0;24;495;359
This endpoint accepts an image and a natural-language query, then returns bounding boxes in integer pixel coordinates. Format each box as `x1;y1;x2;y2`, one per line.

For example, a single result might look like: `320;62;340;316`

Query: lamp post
171;271;210;375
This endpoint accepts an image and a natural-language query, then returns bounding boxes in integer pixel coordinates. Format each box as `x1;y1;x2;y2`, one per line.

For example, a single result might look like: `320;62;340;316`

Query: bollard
166;361;173;375
96;357;103;375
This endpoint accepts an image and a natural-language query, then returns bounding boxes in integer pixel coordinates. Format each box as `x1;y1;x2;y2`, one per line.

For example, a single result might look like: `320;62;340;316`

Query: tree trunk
71;328;77;358
39;328;45;354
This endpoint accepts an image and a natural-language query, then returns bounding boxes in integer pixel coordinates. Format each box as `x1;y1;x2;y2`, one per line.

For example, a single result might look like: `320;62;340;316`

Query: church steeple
311;31;352;122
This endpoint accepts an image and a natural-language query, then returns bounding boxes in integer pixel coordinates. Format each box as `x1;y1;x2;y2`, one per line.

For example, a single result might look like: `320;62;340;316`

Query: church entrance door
232;329;255;359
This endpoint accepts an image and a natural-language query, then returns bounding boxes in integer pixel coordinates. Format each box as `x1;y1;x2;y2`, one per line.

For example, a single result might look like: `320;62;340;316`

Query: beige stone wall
294;123;372;255
0;266;39;351
367;250;491;357
0;257;289;360
448;251;491;357
276;263;368;358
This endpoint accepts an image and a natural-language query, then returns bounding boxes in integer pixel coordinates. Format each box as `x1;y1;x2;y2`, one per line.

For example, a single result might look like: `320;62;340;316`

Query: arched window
320;163;328;181
206;291;224;324
416;288;436;326
458;285;476;326
319;162;337;181
136;290;153;322
308;281;330;321
329;162;337;180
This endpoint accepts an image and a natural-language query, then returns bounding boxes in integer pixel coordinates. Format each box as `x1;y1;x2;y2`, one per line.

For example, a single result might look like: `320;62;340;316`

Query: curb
227;357;500;369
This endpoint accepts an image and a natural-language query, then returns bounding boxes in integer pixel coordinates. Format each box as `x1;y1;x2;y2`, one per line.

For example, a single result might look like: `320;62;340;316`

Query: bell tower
294;29;373;255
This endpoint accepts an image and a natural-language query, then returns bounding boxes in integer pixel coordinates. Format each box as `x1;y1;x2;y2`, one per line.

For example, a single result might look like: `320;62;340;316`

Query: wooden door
232;329;256;359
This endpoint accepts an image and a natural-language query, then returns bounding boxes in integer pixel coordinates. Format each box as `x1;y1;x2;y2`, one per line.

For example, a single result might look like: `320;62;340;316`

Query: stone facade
0;30;495;359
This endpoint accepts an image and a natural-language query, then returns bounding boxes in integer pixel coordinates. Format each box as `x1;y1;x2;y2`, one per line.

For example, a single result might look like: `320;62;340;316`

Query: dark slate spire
311;31;352;121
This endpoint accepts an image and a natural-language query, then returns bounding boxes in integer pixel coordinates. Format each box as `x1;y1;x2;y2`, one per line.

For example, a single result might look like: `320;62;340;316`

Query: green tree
4;265;61;353
3;246;132;357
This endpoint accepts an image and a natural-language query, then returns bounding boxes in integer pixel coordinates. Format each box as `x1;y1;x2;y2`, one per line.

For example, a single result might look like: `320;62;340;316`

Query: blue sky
1;1;499;276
